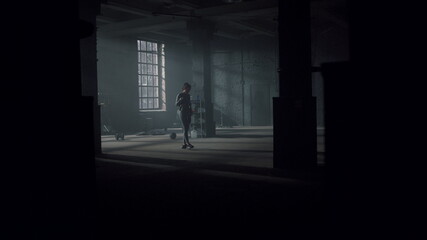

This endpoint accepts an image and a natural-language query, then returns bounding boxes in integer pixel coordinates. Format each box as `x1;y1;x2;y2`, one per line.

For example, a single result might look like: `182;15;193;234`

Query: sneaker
187;144;194;149
181;144;187;149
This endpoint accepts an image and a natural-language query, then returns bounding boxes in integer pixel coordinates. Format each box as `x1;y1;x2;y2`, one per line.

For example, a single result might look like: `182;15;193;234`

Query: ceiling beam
137;32;188;44
101;2;153;17
229;20;276;37
100;20;187;37
204;7;278;22
151;29;242;41
213;31;242;40
172;0;199;10
96;15;118;24
98;15;182;32
151;31;189;41
192;0;277;17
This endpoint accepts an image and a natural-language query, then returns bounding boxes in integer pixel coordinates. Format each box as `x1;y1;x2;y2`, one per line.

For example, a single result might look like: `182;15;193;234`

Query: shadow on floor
214;134;273;138
97;153;325;183
95;154;328;239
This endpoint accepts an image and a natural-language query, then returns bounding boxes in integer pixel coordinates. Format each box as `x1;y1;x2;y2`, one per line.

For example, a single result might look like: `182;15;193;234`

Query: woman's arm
189;96;193;115
176;93;183;107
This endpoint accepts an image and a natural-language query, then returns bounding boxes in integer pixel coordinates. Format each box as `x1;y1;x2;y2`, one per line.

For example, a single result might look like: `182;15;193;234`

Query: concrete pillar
187;20;216;137
79;0;102;155
273;0;317;169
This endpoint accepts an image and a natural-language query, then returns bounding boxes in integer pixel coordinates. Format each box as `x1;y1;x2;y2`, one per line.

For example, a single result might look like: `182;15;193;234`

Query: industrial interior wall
97;36;192;134
211;35;279;127
97;35;140;134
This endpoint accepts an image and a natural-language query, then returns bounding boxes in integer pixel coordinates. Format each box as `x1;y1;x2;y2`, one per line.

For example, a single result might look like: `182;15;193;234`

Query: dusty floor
95;126;328;239
100;126;325;168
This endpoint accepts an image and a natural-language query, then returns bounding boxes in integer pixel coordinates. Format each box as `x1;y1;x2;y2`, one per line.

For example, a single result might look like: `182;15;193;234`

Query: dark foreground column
273;0;317;169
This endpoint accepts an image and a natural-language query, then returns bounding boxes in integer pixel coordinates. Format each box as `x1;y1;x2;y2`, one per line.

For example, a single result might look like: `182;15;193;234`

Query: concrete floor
96;126;328;239
100;126;325;168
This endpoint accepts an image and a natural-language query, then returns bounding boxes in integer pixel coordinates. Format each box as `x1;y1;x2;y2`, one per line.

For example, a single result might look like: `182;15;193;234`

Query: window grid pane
153;65;158;75
142;87;148;97
142;64;147;74
154;87;159;97
148;87;153;97
148;98;153;108
154;98;159;108
147;64;152;75
141;41;146;51
139;52;146;63
138;40;164;110
142;98;148;109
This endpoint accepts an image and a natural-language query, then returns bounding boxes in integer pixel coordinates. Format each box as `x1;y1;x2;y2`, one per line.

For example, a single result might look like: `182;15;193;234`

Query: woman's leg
180;111;190;146
184;114;192;147
183;121;190;145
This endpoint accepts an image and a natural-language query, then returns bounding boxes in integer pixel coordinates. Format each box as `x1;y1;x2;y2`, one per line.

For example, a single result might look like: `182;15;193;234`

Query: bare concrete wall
97;36;140;133
211;36;279;127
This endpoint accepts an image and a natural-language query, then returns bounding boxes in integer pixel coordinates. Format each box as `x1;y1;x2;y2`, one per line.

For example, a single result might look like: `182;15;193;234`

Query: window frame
137;39;166;112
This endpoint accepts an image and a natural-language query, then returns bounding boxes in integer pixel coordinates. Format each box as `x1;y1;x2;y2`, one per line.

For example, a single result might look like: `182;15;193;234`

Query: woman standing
176;82;194;149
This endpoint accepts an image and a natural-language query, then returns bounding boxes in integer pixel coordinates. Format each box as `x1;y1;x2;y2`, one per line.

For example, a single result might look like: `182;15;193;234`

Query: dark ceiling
97;0;278;42
96;0;347;42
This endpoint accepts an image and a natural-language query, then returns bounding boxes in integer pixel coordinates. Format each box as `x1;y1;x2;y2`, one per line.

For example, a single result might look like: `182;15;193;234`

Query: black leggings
178;111;191;145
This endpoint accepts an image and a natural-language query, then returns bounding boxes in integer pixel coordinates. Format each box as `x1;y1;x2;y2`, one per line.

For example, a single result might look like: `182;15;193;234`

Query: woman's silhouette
176;82;194;149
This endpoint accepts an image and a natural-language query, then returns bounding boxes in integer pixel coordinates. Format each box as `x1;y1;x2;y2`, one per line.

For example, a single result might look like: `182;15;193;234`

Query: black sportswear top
176;92;192;113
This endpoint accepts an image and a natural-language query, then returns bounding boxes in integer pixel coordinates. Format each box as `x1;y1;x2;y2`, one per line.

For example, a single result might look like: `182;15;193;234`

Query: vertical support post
188;20;216;137
79;0;102;155
273;0;317;169
241;45;245;126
